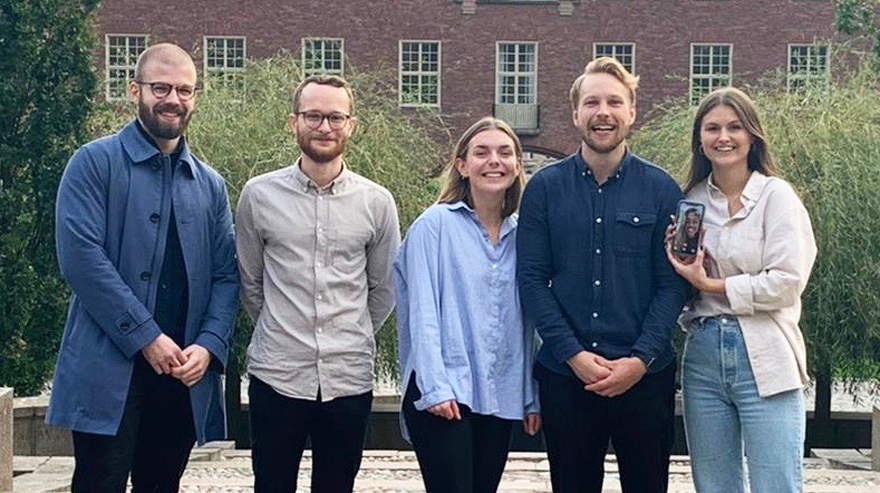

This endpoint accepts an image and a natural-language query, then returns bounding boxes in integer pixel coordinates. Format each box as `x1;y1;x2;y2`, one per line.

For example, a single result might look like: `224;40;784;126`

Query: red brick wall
95;0;840;157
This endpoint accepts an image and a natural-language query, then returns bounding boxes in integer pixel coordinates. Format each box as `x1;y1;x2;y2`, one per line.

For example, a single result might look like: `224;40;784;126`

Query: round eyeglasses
296;111;351;130
136;81;200;101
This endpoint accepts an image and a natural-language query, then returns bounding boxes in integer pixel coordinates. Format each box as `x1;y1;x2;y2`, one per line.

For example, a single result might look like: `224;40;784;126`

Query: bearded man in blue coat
47;43;239;493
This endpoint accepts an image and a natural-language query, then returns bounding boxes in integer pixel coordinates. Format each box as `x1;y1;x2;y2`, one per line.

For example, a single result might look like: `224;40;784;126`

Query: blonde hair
570;56;639;108
437;117;526;218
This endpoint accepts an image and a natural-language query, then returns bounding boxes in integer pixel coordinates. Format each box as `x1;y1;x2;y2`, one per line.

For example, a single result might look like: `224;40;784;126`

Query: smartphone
671;200;705;255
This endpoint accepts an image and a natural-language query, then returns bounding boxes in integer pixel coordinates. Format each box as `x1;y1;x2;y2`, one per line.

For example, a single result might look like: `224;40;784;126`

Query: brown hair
292;74;355;113
570;56;639;109
685;87;776;193
437;117;526;218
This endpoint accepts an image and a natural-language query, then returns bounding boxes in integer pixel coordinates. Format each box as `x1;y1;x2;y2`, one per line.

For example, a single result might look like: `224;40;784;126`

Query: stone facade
94;0;839;158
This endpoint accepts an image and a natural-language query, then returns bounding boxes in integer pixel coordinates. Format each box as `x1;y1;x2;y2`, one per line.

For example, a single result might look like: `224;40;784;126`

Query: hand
171;344;212;386
666;243;725;294
427;399;461;420
141;334;185;375
567;351;612;386
664;214;677;246
523;413;541;436
584;357;647;397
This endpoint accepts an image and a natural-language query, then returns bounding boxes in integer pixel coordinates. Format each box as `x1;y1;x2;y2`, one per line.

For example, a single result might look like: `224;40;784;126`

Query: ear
627;104;637;125
128;80;140;104
348;115;358;136
571;109;579;128
288;113;298;136
455;157;468;178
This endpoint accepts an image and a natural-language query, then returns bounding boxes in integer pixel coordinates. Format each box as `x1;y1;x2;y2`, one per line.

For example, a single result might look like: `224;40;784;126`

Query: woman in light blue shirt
395;117;541;493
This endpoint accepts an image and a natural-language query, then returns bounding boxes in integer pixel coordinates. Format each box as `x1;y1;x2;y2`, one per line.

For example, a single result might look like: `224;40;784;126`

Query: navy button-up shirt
517;150;688;378
48;120;239;443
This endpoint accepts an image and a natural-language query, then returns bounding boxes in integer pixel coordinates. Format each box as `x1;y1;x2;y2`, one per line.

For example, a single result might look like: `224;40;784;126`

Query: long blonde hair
437;117;526;218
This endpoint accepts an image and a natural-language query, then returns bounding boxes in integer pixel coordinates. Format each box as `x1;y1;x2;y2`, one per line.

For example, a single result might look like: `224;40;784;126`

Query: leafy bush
631;57;880;387
89;54;448;383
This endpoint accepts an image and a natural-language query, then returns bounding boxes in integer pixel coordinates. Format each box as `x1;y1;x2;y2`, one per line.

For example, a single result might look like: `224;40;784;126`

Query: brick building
95;0;840;166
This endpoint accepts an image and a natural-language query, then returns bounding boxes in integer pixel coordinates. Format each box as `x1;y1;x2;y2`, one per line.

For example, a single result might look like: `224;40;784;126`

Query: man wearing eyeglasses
48;43;239;492
235;74;400;493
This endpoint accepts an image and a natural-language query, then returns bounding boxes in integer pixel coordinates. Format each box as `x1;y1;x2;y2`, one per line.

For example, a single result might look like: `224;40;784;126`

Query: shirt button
598;189;603;194
140;271;151;281
594;280;601;286
595;248;601;255
318;358;324;364
633;216;640;223
595;217;602;224
582;171;586;177
317;327;323;334
492;264;497;269
592;312;599;318
150;213;160;223
318;196;324;201
317;261;323;267
317;294;323;301
318;227;323;233
591;342;598;348
160;282;168;290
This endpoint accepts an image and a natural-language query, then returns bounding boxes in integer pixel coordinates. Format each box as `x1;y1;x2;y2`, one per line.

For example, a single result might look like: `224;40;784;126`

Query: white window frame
787;43;830;92
302;38;345;76
689;43;733;105
105;34;148;101
203;36;247;91
592;42;636;74
398;40;442;108
495;41;538;105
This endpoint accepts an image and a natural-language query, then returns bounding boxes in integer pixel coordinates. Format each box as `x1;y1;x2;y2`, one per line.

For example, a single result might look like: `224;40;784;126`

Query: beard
138;98;192;140
581;119;630;155
298;131;348;164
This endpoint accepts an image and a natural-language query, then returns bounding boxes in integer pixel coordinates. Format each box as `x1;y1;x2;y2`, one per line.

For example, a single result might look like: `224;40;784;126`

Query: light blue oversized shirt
395;202;539;426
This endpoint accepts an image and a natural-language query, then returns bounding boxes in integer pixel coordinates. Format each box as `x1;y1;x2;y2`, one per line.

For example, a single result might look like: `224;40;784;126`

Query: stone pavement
13;445;880;493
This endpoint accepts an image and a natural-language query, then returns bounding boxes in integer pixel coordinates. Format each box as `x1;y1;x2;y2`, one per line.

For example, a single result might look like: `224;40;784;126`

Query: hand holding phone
671;200;705;256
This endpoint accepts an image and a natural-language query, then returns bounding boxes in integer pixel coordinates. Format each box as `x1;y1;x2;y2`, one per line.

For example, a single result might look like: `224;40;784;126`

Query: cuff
725;274;755;315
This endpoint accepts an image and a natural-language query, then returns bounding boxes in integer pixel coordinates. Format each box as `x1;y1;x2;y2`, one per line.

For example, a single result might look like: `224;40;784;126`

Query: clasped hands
141;333;211;387
567;351;646;398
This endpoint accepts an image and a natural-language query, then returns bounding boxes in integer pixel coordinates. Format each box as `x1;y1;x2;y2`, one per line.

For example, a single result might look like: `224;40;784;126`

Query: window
496;42;537;105
788;44;829;92
302;38;344;76
105;35;148;101
204;37;246;91
399;41;441;107
593;43;636;73
690;44;732;105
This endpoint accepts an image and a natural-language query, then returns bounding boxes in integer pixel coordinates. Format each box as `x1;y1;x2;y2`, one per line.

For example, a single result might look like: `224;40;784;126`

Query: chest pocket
331;226;372;274
614;212;656;256
727;226;764;273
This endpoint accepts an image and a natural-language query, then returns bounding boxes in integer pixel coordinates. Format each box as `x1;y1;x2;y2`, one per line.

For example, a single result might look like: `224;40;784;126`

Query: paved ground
13;444;880;493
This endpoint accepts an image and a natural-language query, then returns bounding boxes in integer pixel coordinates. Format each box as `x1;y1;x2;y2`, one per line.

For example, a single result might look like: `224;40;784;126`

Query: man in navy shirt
517;57;688;492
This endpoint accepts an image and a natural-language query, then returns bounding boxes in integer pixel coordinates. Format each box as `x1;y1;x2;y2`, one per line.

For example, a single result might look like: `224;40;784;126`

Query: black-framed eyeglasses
135;81;200;101
296;111;351;130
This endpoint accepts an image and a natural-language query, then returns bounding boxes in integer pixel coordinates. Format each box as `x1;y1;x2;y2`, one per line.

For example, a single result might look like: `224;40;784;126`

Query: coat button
140;271;151;281
119;321;130;329
150;213;160;223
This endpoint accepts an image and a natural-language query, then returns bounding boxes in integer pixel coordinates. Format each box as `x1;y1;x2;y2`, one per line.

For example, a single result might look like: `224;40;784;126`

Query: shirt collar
289;157;352;194
707;170;768;216
574;147;631;182
120;120;196;177
445;200;517;241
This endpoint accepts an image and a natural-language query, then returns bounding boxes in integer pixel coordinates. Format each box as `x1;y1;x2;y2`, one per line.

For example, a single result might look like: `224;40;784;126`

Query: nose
316;115;333;132
596;100;611;116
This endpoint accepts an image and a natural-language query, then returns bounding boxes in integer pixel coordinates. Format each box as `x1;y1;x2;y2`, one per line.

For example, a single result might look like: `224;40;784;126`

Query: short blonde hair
437;117;526;219
569;57;639;109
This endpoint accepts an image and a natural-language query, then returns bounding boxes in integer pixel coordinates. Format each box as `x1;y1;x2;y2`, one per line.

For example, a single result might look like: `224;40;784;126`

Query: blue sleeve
194;176;240;370
399;211;456;410
55;147;161;358
517;175;585;365
631;179;690;364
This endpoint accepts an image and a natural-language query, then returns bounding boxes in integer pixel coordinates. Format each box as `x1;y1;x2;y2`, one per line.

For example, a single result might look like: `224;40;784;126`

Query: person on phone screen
665;87;816;493
395;117;541;493
677;207;701;254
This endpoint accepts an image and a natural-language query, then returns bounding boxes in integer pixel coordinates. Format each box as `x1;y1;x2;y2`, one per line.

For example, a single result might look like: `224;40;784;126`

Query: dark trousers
536;362;675;493
248;376;372;493
71;357;196;493
402;376;514;493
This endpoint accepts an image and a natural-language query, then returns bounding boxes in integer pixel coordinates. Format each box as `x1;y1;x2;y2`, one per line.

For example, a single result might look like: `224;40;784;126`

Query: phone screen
672;200;705;255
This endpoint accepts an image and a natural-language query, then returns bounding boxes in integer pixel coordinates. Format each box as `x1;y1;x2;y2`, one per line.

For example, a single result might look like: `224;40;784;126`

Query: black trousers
71;357;196;493
402;376;514;493
536;362;676;493
248;376;372;493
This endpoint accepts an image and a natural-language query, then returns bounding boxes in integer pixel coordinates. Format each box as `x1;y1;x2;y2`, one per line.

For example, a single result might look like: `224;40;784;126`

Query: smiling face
700;104;752;173
289;82;357;164
130;53;198;142
572;72;636;156
455;129;522;201
684;210;700;238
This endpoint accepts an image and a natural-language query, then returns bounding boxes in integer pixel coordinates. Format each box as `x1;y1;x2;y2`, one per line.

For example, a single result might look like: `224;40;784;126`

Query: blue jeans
682;315;805;493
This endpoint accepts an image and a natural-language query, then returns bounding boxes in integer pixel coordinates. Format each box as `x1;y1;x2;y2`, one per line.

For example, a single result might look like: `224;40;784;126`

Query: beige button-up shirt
235;161;400;401
680;171;817;397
